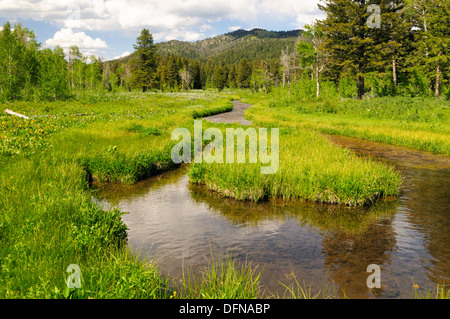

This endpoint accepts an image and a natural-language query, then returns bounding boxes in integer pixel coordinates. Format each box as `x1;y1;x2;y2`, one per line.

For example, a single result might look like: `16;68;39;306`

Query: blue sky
0;0;324;61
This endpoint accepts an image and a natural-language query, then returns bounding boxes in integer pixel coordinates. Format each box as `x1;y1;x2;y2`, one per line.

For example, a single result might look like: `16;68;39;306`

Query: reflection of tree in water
321;219;397;299
399;168;450;289
326;134;450;297
94;165;188;206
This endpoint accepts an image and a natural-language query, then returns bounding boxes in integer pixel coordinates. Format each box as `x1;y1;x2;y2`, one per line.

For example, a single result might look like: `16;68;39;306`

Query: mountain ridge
156;28;302;64
116;28;302;65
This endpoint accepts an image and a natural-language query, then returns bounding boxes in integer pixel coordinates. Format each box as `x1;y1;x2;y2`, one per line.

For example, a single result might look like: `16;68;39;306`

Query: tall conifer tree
130;28;157;92
318;0;377;99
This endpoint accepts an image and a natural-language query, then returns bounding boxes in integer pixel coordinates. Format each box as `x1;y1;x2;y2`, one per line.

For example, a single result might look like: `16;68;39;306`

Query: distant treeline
0;0;448;102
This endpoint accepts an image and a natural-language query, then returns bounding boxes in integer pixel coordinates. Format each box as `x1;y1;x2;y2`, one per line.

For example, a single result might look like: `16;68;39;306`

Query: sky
0;0;325;61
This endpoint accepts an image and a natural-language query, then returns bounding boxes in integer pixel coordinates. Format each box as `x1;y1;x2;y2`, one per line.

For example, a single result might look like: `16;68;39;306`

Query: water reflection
189;180;401;298
95;168;396;298
326;135;450;298
189;181;398;235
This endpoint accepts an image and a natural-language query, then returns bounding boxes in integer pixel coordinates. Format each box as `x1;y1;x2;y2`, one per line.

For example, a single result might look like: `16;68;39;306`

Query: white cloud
0;0;325;55
45;28;108;56
228;26;242;31
0;0;322;33
113;51;131;60
154;29;205;42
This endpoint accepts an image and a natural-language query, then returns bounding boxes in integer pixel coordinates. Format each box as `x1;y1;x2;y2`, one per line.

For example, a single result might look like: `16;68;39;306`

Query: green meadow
0;91;241;298
0;90;447;298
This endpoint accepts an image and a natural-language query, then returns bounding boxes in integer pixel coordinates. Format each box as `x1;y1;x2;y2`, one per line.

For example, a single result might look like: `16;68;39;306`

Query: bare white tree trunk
316;63;320;98
435;55;441;97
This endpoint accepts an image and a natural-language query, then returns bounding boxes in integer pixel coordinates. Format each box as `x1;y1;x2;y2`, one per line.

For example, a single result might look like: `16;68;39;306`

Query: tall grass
190;124;402;206
413;281;450;299
248;94;450;155
177;253;262;299
192;101;233;119
277;273;344;299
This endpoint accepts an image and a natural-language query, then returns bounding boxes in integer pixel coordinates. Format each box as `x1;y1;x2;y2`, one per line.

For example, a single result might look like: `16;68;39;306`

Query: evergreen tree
368;0;410;94
130;28;157;92
268;58;282;86
237;58;252;88
228;65;237;88
407;0;449;96
213;65;228;91
190;60;202;89
166;55;180;89
318;0;378;99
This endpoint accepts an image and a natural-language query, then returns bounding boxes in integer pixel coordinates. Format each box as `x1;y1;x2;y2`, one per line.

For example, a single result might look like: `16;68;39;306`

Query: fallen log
5;109;29;119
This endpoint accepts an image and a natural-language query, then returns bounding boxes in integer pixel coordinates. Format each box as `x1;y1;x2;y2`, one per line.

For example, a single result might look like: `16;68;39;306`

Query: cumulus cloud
113;51;131;60
45;28;108;56
228;26;242;31
0;0;323;33
154;29;206;42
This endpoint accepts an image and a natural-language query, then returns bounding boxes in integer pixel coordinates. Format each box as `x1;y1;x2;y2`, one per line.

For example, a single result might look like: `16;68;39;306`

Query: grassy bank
244;93;450;155
0;91;243;298
190;115;403;206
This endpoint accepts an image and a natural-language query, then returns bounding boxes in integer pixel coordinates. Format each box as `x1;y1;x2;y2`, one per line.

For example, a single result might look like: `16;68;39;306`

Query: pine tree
268;58;282;86
166;55;180;89
368;0;410;94
190;60;202;89
318;0;378;99
228;65;237;88
130;28;157;92
213;65;227;91
408;0;449;96
237;58;252;88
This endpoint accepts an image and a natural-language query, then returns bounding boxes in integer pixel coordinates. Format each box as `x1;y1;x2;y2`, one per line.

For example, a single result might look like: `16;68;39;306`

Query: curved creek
95;102;450;299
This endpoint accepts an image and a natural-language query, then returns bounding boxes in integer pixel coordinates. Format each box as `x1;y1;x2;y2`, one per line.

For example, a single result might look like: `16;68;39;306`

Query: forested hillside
156;28;301;64
0;0;448;101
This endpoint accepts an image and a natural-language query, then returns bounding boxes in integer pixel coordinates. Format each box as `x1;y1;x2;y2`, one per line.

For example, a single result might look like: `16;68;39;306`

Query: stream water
95;103;449;298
